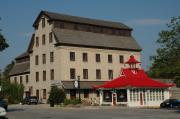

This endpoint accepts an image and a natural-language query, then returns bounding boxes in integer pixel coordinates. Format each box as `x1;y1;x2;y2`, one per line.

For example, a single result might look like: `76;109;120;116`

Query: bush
64;99;81;105
71;99;81;105
64;99;71;105
48;86;66;106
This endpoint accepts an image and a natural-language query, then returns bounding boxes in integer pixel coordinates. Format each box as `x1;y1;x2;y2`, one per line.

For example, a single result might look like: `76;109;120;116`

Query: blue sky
0;0;180;71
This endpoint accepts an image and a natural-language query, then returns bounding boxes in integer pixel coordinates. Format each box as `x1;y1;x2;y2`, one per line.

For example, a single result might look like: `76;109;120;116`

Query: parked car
22;96;38;105
0;99;8;111
160;99;180;108
0;107;6;118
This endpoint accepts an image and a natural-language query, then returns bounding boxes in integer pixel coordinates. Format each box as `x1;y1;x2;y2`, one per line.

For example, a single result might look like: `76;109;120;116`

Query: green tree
0;33;9;52
1;82;24;104
3;61;14;79
0;18;9;52
149;16;180;79
48;86;66;107
0;61;24;104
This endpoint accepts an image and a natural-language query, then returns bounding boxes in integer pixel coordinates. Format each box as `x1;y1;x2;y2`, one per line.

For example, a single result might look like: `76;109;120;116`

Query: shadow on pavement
0;117;8;119
7;108;25;112
175;109;180;113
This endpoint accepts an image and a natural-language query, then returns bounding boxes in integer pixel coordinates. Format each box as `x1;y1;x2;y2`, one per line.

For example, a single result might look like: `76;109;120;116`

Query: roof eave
55;43;142;52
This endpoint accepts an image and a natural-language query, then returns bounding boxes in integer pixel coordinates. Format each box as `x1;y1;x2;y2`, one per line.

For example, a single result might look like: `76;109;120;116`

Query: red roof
125;55;141;64
94;55;175;89
94;69;174;89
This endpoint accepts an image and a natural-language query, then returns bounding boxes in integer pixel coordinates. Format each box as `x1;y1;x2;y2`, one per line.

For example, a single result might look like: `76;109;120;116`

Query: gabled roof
53;28;142;51
94;69;174;89
9;61;30;76
27;33;35;53
15;52;29;60
33;11;132;30
94;56;174;89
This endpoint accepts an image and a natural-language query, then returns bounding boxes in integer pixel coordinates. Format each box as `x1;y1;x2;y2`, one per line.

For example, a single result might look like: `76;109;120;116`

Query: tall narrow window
35;55;39;65
119;55;124;63
50;52;54;62
96;54;100;62
43;70;46;81
70;52;75;61
26;75;29;83
50;69;54;80
96;69;101;79
42;18;45;28
42;34;46;45
82;53;88;62
108;70;113;80
36;37;39;47
49;32;53;43
20;76;23;84
70;68;76;79
83;69;88;79
14;77;17;83
43;89;46;99
108;54;112;63
42;54;46;64
36;72;39;82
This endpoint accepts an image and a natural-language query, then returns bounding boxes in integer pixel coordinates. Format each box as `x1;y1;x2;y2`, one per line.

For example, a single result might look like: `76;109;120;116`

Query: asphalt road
6;104;180;119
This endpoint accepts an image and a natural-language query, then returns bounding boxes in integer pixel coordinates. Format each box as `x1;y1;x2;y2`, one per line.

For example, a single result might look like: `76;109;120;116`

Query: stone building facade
9;11;141;104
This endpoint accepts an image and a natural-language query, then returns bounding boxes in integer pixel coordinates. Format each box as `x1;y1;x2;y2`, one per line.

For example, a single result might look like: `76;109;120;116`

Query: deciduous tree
149;16;180;79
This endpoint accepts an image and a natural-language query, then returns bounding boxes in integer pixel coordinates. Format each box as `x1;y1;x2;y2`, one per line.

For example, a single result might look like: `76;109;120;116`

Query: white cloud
127;19;168;26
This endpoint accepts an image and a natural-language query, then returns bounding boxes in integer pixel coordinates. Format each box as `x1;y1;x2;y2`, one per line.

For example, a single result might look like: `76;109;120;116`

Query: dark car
160;99;180;108
22;96;38;105
0;99;8;111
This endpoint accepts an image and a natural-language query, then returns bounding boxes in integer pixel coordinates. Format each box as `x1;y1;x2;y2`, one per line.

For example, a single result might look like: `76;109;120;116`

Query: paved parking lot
6;104;180;119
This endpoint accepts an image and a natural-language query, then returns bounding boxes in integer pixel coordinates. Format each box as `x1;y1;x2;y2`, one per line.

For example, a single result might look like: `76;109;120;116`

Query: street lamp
77;76;81;102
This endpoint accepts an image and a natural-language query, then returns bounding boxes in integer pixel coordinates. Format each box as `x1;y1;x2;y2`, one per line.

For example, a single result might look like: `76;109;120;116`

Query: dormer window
42;18;45;28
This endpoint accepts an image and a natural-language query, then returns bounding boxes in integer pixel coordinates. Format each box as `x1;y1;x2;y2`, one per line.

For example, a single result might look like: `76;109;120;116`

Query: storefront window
117;89;127;102
130;89;132;101
103;90;112;102
162;89;164;100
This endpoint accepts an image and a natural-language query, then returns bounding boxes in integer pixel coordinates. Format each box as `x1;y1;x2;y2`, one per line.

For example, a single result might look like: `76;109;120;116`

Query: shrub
71;99;81;105
48;86;66;106
64;99;71;105
64;99;81;105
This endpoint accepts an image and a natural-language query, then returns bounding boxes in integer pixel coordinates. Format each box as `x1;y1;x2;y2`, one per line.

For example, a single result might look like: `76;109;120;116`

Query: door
112;93;117;106
36;89;39;99
140;93;143;105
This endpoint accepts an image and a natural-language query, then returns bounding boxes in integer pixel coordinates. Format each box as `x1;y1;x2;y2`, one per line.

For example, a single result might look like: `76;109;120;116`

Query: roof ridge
33;10;132;30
